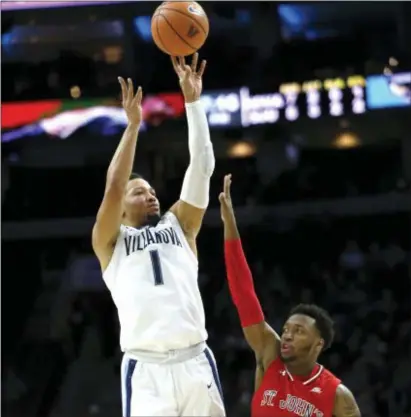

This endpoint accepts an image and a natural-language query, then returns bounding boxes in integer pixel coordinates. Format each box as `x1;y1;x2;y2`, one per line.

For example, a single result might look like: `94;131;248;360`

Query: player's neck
123;218;141;228
123;213;160;228
284;361;318;377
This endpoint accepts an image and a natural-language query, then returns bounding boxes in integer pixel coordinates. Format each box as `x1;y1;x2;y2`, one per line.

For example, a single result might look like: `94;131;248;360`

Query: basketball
151;1;209;57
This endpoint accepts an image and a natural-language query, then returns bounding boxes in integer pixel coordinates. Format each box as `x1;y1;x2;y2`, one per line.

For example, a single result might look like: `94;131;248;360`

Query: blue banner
366;72;411;109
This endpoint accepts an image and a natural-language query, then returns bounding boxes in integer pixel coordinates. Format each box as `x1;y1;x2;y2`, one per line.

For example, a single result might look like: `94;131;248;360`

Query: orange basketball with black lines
151;1;209;56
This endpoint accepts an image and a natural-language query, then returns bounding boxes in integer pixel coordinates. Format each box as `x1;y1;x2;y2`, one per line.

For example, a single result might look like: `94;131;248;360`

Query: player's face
280;314;323;363
124;178;160;224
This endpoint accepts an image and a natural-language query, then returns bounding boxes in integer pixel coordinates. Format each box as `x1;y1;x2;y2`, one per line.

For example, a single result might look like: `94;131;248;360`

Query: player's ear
317;338;324;354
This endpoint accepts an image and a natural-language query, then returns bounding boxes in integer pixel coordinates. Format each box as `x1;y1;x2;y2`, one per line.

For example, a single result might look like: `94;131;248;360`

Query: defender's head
123;173;161;227
280;304;334;365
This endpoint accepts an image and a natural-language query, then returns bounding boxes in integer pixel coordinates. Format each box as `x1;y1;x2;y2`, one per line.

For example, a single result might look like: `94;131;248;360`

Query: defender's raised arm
92;78;143;271
220;174;281;374
169;54;214;245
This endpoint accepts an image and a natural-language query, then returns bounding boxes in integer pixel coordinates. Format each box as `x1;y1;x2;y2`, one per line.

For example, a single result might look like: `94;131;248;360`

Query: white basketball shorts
121;343;225;416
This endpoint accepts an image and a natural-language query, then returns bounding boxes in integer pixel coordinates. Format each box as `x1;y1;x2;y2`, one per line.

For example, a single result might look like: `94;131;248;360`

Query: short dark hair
129;172;144;181
288;304;335;351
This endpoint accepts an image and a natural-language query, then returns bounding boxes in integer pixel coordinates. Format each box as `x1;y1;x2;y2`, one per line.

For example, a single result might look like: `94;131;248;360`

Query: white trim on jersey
284;364;324;385
302;365;324;386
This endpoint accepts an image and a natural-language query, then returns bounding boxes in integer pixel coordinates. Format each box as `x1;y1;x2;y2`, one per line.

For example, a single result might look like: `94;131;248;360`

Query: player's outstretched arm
169;54;214;242
333;385;361;417
219;175;281;370
92;78;143;271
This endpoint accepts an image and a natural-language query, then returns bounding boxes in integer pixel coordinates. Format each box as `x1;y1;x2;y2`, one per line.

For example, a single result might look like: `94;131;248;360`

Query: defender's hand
118;77;143;126
219;174;234;223
171;53;207;103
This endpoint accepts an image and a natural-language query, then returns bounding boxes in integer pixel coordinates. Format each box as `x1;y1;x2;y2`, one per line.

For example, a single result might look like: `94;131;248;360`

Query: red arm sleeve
224;238;264;327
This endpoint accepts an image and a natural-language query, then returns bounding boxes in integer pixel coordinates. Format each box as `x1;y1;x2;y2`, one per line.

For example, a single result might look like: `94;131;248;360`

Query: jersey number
149;249;164;286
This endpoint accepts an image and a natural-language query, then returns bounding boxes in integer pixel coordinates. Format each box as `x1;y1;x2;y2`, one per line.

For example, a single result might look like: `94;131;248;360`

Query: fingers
178;56;186;69
118;77;127;102
189;53;206;77
136;86;143;104
171;56;179;73
223;174;232;197
172;54;206;80
175;56;186;73
127;78;134;102
119;77;143;107
118;77;134;103
191;52;198;72
172;56;188;81
131;86;143;106
183;65;192;82
197;59;207;77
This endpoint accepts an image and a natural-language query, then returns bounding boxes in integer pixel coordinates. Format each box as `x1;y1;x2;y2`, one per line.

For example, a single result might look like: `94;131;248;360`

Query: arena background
2;2;410;417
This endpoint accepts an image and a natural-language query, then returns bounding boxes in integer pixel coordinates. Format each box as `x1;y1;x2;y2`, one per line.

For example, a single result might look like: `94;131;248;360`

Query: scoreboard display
241;75;366;127
203;75;368;128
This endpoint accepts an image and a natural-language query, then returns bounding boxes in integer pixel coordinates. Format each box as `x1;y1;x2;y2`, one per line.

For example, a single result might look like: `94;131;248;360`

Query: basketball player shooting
219;174;361;417
92;53;225;417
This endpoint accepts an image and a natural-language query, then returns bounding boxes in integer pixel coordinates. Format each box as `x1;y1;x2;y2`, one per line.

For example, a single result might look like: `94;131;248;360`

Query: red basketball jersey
252;358;341;417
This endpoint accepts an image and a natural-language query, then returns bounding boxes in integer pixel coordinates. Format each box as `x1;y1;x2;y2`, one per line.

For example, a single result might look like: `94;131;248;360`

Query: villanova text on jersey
124;225;183;255
103;212;207;353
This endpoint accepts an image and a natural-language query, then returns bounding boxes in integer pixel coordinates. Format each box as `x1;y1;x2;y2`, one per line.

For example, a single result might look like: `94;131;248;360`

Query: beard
280;343;313;364
280;353;297;363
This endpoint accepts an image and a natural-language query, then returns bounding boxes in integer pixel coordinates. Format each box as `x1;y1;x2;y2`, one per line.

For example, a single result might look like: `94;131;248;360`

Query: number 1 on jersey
149;249;164;286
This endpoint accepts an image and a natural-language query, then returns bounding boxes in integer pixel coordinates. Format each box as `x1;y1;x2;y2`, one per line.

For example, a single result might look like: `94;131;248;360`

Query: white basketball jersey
103;212;207;352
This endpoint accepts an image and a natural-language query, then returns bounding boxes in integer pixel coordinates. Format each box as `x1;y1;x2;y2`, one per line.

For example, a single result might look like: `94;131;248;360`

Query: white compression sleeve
180;100;215;209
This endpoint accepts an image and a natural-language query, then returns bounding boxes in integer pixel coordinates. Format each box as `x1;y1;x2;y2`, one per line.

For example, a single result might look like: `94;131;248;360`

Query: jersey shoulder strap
321;367;341;388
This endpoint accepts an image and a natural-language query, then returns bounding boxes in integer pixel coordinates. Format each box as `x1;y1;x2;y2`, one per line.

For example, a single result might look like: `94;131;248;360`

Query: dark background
2;2;410;417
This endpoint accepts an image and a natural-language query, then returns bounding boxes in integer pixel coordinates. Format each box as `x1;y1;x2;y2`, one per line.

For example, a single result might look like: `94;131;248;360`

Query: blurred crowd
3;211;410;417
2;144;408;222
3;2;405;102
1;34;394;103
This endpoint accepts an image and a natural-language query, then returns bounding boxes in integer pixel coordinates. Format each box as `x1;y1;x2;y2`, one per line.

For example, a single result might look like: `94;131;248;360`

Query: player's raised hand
171;53;207;103
219;174;235;223
118;77;143;126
